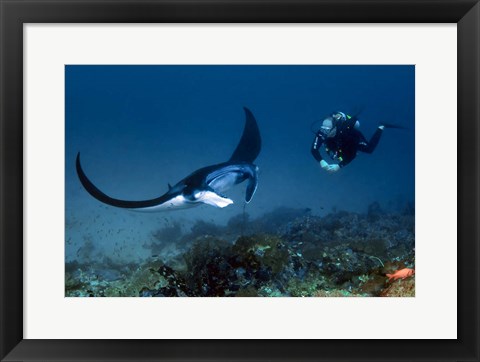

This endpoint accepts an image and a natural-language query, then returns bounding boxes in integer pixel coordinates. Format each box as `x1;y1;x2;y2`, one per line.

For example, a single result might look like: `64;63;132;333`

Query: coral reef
65;206;415;297
380;277;415;297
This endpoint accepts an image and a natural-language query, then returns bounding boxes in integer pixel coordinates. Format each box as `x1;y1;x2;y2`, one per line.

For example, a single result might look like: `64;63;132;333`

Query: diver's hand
326;164;340;173
378;125;385;130
320;160;340;173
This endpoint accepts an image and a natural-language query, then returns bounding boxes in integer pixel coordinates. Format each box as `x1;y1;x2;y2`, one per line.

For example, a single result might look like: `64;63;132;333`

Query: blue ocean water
65;65;414;293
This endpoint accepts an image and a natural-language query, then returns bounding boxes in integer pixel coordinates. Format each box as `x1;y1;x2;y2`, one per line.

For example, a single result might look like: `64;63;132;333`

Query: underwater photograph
65;65;415;297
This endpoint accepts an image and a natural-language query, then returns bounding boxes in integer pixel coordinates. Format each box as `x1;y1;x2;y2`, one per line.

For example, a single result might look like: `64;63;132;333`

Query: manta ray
76;107;261;212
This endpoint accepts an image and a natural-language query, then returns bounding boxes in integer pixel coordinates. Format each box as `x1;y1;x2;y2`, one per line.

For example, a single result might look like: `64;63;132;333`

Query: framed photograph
1;0;478;361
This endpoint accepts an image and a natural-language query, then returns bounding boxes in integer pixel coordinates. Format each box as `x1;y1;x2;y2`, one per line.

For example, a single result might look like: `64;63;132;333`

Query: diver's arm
311;133;340;173
310;133;324;162
357;126;384;154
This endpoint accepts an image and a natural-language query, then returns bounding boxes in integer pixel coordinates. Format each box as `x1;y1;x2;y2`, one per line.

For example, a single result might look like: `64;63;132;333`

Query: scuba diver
311;111;386;173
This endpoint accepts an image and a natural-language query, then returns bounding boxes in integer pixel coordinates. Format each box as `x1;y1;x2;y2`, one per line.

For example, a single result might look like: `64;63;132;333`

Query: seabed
66;205;415;298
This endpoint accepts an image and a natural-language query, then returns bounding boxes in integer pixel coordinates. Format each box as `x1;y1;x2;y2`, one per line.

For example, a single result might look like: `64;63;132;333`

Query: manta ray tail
228;107;261;164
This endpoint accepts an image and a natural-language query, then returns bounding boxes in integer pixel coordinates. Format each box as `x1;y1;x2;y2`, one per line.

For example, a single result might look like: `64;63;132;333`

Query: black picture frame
1;1;478;361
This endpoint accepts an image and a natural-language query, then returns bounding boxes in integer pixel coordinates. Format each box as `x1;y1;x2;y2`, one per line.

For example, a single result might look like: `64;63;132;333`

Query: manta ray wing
228;107;262;164
76;107;262;211
245;169;258;203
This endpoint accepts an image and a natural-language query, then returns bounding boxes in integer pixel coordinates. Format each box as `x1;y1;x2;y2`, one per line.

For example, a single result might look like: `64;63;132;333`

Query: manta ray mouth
194;190;234;208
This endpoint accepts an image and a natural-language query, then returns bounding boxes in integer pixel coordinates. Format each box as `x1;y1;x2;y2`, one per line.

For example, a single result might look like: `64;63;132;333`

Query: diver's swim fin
382;122;409;130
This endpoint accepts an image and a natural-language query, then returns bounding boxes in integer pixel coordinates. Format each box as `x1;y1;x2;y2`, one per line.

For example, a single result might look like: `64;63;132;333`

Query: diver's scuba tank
332;112;359;134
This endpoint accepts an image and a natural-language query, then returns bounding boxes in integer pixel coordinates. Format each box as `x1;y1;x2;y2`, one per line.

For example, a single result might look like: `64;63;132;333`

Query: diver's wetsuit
311;123;383;167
